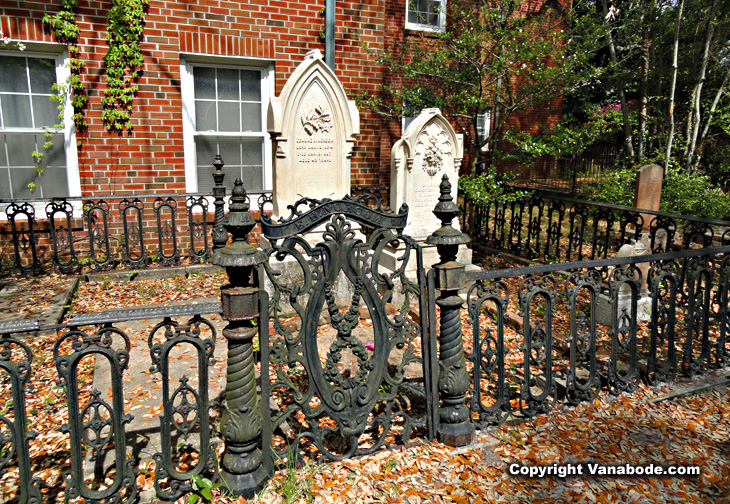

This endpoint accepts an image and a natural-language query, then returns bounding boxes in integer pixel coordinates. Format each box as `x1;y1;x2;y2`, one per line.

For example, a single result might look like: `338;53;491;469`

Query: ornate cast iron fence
259;190;437;461
460;190;730;263
1;193;215;276
464;245;730;428
0;302;222;504
2;174;730;502
0;154;272;276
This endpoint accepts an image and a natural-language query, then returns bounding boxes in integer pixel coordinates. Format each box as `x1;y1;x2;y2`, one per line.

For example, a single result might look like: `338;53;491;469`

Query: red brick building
0;0;568;205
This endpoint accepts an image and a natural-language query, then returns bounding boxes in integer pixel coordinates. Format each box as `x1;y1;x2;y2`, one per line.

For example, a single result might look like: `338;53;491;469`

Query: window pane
195;137;238;193
1;132;68;198
195;136;218;169
240;70;261;101
409;0;442;26
0;56;29;93
217;69;240;101
0;168;11;198
10;167;35;199
5;134;37;167
193;67;216;99
241;103;261;132
195;137;263;193
240;138;263;167
33;96;59;128
195;100;216;131
2;95;33;128
43;134;66;167
217;139;243;167
241;139;263;192
37;167;69;198
218;102;241;132
28;58;56;94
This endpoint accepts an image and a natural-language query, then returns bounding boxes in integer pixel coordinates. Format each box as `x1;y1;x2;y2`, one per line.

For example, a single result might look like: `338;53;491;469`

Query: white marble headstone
390;108;463;240
268;50;360;220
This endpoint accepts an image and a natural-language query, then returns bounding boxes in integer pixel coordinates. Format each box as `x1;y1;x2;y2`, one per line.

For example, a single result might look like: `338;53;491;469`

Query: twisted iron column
211;178;269;496
212;154;228;251
426;174;475;447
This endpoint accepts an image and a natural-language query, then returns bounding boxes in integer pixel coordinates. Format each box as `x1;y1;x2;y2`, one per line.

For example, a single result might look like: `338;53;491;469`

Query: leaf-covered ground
2;270;729;503
285;385;730;504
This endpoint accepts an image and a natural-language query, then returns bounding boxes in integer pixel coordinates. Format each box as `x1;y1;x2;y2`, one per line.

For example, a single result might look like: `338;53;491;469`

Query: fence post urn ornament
426;174;475;446
211;177;269;496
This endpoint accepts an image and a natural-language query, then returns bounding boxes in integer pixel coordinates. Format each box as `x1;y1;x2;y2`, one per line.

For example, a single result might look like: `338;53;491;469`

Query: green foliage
187;473;221;504
660;169;730;221
42;0;88;133
359;0;601;171
458;168;530;205
102;0;149;134
273;445;318;504
586;167;730;221
560;0;730;167
584;167;636;207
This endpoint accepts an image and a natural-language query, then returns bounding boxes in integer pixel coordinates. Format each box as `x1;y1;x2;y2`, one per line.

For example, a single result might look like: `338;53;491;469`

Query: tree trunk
638;1;654;161
664;0;684;175
694;65;730;167
601;0;635;162
686;0;718;170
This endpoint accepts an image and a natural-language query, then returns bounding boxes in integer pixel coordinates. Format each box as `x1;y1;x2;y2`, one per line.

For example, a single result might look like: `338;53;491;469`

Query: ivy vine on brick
102;0;149;134
42;0;88;133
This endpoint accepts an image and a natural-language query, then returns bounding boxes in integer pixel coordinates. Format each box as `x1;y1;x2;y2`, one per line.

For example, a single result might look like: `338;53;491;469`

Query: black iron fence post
426;174;475;447
212;154;228;251
211;177;269;496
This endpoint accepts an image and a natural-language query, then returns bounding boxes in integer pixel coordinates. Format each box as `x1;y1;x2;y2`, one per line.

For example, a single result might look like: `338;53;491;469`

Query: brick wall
0;0;394;197
1;0;567;193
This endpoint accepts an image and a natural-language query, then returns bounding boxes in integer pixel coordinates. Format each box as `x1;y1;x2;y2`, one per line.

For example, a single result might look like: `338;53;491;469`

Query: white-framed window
180;55;274;202
0;50;79;200
406;0;446;31
402;101;421;133
477;110;491;151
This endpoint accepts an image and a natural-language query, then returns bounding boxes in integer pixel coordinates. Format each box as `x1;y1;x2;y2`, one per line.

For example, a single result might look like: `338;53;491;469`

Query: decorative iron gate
259;194;436;461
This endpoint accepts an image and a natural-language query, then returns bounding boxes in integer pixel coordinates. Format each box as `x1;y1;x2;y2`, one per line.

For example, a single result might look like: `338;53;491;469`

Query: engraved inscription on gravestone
386;108;473;273
268;50;359;219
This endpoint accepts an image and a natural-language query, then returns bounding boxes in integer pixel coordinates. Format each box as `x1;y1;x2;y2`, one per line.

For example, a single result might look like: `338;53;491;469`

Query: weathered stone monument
267;49;359;220
385;108;472;271
634;164;664;231
594;167;663;327
263;50;360;308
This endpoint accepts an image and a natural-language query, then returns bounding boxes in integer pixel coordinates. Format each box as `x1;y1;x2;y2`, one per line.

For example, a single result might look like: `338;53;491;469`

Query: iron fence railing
496;146;622;194
0;191;272;276
0;302;223;504
460;189;730;263
464;245;730;427
2;176;730;502
3;246;729;501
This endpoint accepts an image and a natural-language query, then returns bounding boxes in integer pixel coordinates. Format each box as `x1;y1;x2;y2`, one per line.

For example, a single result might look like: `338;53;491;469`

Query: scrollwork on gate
468;279;510;425
607;265;641;395
565;269;601;405
646;261;679;384
517;275;557;417
260;195;432;461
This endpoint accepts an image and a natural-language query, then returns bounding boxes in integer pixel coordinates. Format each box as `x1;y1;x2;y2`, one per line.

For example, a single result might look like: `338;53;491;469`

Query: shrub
458;168;531;205
584;168;636;207
585;167;730;221
660;169;730;221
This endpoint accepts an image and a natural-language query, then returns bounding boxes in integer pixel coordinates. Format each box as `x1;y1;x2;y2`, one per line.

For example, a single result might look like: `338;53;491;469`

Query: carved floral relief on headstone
390;108;464;241
268;50;359;220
